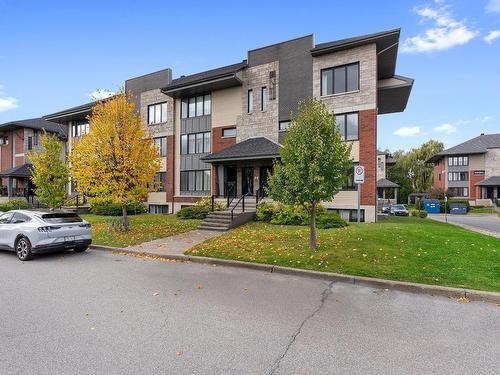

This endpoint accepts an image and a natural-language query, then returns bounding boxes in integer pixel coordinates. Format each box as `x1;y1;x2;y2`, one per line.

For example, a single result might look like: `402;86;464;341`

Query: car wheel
16;237;33;261
74;246;88;253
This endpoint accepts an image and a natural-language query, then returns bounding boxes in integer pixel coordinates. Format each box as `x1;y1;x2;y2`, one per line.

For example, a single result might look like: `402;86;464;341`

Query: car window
41;213;83;223
0;213;13;224
11;213;30;224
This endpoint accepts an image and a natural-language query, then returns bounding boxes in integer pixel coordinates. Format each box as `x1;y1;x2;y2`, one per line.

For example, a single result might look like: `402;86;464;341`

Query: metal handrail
230;193;249;220
226;182;236;209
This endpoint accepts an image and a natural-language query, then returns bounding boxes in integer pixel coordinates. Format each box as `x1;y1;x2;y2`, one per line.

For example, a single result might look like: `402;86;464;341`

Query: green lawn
469;206;498;214
82;214;201;248
186;217;500;292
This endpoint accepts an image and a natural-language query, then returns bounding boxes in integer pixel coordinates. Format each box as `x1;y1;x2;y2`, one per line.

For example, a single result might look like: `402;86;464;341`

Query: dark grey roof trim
377;178;400;188
0;163;32;178
43;101;95;121
0;118;67;139
377;75;414;114
312;28;400;54
475;176;500;186
201;137;282;163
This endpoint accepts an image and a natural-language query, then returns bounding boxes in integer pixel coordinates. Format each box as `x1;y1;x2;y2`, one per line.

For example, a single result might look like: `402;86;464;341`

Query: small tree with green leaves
28;132;69;209
267;98;352;249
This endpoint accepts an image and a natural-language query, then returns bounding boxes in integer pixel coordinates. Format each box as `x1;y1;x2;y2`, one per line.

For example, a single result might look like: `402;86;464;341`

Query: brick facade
433;159;445;191
359;109;377;206
470;172;484;200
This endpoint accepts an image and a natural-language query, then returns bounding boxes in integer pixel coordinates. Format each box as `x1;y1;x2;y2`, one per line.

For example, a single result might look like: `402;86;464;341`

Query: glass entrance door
242;167;254;196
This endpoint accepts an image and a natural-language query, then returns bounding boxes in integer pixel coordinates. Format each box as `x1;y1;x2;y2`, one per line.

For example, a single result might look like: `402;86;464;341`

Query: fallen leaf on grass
152;292;160;296
196;284;204;289
456;296;470;303
176;351;183;357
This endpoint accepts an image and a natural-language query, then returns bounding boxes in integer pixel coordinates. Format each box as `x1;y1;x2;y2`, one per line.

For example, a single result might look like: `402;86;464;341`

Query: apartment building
44;28;412;222
0;118;67;202
430;133;500;206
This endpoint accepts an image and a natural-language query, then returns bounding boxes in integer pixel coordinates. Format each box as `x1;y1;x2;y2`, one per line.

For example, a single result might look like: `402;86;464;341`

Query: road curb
90;245;500;303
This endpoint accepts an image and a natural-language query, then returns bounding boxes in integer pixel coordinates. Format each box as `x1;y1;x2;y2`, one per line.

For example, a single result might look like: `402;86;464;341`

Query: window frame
147;102;168;125
154;136;167;157
222;127;237;138
335;112;359;141
261;86;268;112
320;62;360;96
181;131;211;155
247;89;253;113
181;95;211;119
180;169;211;192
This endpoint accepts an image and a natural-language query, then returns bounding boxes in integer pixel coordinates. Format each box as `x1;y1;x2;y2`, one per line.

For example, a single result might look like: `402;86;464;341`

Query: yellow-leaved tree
70;92;160;230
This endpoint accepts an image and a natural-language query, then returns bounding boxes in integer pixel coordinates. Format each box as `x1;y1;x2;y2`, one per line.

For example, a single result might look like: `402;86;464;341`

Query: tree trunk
122;205;129;231
310;201;317;249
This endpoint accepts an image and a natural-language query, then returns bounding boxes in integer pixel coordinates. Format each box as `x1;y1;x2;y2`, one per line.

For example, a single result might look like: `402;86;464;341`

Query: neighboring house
376;150;399;206
44;28;413;222
0;118;67;202
430;133;500;206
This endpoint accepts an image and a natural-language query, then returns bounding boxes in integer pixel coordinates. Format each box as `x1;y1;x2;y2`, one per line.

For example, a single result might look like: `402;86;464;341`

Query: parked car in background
390;204;409;216
0;210;91;261
382;203;392;214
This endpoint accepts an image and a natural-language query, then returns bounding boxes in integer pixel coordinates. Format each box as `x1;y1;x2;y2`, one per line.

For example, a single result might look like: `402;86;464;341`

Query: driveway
429;213;500;237
0;250;498;374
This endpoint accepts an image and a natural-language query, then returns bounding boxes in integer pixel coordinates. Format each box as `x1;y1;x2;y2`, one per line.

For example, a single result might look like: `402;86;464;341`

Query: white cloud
486;0;500;12
478;115;493;123
433;123;457;133
0;84;19;112
484;30;500;43
394;126;422;137
89;89;115;100
401;3;478;53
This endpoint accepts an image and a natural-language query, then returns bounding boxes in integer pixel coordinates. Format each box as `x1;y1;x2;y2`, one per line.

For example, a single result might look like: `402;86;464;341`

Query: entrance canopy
201;137;282;163
0;163;32;178
476;176;500;186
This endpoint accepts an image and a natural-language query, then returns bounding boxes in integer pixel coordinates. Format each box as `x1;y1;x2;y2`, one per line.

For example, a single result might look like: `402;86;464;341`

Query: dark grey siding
180;116;211;134
248;35;313;122
125;68;172;110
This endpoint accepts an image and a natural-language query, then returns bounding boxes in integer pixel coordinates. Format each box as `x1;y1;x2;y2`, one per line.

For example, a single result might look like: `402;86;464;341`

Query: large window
148;102;168;125
0;136;8;145
342;163;357;191
321;62;359;96
154;137;167;157
180;170;211;192
261;87;268;111
247;89;253;113
336;112;359;141
448;187;469;197
72;121;90;138
181;132;211;155
279;121;290;131
448;155;469;166
149;204;169;214
181;94;211;119
27;136;33;151
155;172;167;192
329;208;365;223
448;171;469;181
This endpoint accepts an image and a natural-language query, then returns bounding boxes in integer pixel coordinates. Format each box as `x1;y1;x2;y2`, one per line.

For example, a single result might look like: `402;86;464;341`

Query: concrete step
198;224;230;231
203;217;232;225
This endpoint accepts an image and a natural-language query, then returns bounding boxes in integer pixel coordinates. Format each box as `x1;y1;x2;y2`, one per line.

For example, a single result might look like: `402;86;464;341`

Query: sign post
444;195;448;223
354;166;365;224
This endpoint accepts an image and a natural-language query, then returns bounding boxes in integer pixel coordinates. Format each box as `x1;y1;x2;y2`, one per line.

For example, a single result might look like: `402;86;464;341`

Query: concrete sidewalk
119;229;222;256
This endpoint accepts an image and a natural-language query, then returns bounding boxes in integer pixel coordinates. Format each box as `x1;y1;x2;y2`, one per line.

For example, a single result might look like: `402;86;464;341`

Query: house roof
0;163;32;178
43;101;95;122
475;176;500;186
429;134;500;162
161;61;247;98
201;137;282;163
377;178;400;188
0;118;67;139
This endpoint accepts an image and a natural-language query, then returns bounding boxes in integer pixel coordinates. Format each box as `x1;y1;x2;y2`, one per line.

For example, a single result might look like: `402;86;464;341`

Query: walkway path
123;229;222;256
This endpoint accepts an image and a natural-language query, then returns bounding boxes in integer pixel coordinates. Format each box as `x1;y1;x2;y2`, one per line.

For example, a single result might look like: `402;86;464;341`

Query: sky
0;0;499;152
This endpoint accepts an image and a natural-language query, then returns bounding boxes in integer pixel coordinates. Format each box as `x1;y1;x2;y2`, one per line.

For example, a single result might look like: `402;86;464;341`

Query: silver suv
0;210;92;261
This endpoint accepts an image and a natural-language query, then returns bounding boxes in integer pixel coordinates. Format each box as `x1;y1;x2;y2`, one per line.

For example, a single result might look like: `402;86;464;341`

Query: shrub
90;201;147;216
176;205;210;219
0;200;31;212
195;196;225;211
316;212;348;229
270;204;308;225
256;202;275;222
411;209;428;218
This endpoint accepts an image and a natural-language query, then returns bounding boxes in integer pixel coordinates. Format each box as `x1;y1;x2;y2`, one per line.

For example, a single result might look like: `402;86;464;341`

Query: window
448;172;469;181
329;209;365;223
448;155;469;166
154;137;167;157
147;102;168;125
27;136;33;151
11;213;30;224
155;172;167;192
279;121;290;131
321;62;359;96
181;131;211;155
342;164;358;191
247;89;253;113
180;170;211;192
0;136;8;145
222;127;236;137
181;95;211;118
261;87;268;111
0;213;13;224
33;130;39;146
336;112;359;141
474;170;485;175
72;121;90;138
448;187;469;197
149;204;169;214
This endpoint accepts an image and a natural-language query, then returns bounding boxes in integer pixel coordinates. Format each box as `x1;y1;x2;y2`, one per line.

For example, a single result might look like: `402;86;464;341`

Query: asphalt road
0;249;498;375
430;213;500;237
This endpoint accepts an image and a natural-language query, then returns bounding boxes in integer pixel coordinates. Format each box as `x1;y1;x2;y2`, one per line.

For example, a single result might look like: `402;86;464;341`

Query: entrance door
242;167;254;196
486;187;494;199
224;165;237;197
259;166;272;196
